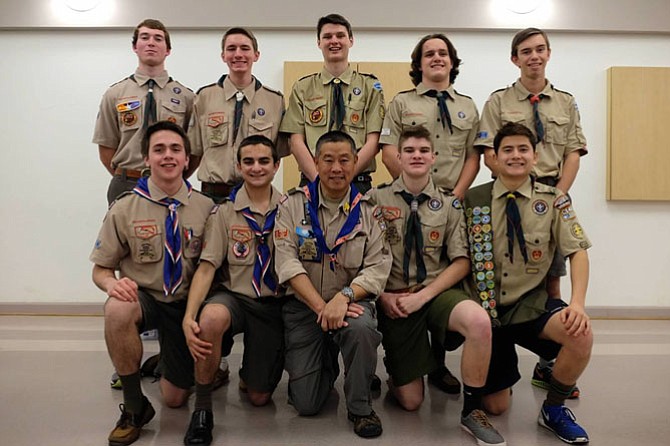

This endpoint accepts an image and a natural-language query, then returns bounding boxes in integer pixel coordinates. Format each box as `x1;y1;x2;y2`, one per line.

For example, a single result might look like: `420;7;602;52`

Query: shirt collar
513;79;554;101
133;69;170;89
493;176;534;200
320;65;354;85
416;82;456;100
222;75;258;103
147;177;190;204
233;184;281;215
318;183;352;215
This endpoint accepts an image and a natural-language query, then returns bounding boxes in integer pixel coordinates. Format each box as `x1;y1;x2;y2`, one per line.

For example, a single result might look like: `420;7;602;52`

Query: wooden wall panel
607;67;670;200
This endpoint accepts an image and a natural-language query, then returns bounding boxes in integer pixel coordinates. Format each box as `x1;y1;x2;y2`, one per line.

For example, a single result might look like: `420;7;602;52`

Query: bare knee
199;305;230;338
392;378;424;411
160;379;190;408
248;391;272;407
395;391;423;411
482;389;510;416
463;311;492;343
563;331;593;359
104;298;141;331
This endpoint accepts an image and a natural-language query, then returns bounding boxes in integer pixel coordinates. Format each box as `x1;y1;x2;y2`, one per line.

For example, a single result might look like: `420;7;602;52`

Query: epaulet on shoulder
210;204;221;214
196;82;218;95
261;84;283;96
298;73;318;82
533;182;557;194
109;76;131;88
376;182;392;189
287;187;303;195
397;88;414;95
173;81;194;93
551;85;574;97
453;89;473;100
437;186;452;195
358;72;379;80
490;87;507;95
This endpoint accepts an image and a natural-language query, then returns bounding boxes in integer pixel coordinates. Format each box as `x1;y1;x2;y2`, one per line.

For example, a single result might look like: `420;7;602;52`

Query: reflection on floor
1;316;669;446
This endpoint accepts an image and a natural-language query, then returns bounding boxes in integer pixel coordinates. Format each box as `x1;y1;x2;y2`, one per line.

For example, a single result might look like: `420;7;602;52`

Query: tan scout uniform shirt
280;66;385;173
380;84;479;190
475;80;587;179
93;70;195;171
90;179;214;303
370;177;469;291
199;185;284;298
274;185;392;302
189;75;285;184
489;178;591;307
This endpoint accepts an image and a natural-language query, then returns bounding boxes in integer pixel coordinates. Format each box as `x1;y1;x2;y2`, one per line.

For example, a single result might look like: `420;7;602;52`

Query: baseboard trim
0;303;669;320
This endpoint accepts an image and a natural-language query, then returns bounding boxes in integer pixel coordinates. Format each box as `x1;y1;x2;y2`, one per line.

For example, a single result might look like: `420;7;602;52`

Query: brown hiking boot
108;396;155;446
348;410;383;438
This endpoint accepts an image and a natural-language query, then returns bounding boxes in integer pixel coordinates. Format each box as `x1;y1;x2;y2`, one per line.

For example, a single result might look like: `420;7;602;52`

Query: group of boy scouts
90;13;593;446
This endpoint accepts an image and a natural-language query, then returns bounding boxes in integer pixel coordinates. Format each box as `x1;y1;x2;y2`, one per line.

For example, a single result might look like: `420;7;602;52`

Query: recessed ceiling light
64;0;101;12
505;0;540;14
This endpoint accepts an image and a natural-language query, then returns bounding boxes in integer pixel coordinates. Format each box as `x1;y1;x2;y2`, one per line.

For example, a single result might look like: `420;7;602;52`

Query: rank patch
173;87;182;94
353;87;361;96
428;198;443;211
457;111;466;119
257;107;266;116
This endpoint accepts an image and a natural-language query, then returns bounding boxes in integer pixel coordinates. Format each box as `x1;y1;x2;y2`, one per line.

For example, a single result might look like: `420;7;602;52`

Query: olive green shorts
378;287;468;386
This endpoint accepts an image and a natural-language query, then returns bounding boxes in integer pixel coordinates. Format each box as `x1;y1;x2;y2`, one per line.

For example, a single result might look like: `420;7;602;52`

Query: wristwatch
341;286;355;304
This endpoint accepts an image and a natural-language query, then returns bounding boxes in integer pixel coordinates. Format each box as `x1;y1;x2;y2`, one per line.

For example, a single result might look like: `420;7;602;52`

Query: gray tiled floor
1;316;669;445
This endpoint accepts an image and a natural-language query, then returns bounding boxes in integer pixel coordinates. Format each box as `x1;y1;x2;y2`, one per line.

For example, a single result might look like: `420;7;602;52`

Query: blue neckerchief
305;177;362;271
133;177;192;296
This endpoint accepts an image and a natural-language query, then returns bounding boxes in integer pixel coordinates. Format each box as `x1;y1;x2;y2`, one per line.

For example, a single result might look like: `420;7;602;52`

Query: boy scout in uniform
380;33;480;394
94;19;195;205
280;13;385;193
274;131;392;438
475;28;587;395
189;27;286;203
380;34;480;202
90;121;214;446
371;126;505;446
181;135;285;446
466;122;592;445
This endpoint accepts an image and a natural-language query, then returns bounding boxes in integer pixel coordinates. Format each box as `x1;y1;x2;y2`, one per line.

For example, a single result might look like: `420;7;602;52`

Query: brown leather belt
201;182;235;197
114;168;147;180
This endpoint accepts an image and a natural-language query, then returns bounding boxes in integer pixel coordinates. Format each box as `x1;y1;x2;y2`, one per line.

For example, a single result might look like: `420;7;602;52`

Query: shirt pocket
304;99;328;129
420;213;448;271
116;99;142;132
449;119;474;157
159;99;187;126
205;112;229;147
340;232;366;269
249;118;274;139
228;239;256;266
183;227;204;259
401;113;429;129
524;232;551;265
545;115;570;145
129;227;164;264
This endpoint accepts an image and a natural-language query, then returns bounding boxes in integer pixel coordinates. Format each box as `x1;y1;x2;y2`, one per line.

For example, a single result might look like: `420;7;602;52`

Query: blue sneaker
538;405;589;444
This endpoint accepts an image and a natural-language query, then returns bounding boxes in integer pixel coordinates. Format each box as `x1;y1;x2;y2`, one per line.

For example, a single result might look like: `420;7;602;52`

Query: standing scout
466;122;593;445
381;33;480;201
91;121;214;446
94;19;195;205
475;28;588;394
380;33;480;394
273;131;392;438
371;126;505;446
189;27;286;203
181;135;285;446
280;13;385;193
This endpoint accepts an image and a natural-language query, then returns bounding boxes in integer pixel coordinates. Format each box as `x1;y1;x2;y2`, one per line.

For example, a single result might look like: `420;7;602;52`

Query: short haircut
221;27;259;52
315;130;357;157
398;126;433;150
409;33;461;86
317;13;353;38
132;19;171;50
511;27;550;58
493;122;537;154
141;121;190;158
237;134;278;163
